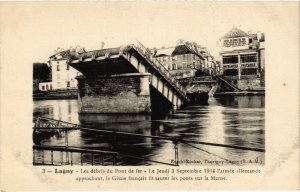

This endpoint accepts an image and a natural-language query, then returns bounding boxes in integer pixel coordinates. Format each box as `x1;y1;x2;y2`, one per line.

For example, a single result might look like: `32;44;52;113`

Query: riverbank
214;91;265;96
33;89;77;100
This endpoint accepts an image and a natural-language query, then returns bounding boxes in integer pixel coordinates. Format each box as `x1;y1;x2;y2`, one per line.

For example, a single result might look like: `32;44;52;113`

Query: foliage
33;63;51;81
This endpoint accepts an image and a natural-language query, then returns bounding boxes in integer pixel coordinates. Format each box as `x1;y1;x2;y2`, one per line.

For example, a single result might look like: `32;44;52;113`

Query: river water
33;96;265;166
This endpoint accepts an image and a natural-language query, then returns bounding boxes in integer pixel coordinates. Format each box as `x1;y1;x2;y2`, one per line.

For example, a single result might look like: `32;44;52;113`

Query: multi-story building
199;47;219;76
49;50;80;90
172;42;204;70
154;47;174;70
154;40;221;78
38;48;82;91
220;28;265;90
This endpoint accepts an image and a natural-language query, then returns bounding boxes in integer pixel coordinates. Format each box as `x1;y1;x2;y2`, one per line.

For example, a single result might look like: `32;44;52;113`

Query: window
241;68;257;76
172;64;177;70
57;65;60;71
68;104;72;114
224;69;238;76
42;86;45;90
50;84;52;90
66;64;70;70
223;55;238;64
240;54;257;63
67;81;70;87
249;39;253;43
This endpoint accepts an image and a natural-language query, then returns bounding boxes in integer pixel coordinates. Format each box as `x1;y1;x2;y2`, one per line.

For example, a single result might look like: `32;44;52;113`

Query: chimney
257;31;262;41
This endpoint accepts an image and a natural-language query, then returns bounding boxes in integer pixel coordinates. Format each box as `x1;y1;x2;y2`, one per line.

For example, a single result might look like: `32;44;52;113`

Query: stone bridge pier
76;73;151;113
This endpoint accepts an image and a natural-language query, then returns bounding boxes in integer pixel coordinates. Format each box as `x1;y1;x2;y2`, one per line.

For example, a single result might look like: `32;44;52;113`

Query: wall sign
223;38;246;47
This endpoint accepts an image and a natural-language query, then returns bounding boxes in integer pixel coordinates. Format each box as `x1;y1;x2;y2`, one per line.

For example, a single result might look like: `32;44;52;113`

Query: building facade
39;81;52;91
199;47;219;76
154;47;174;70
154;40;219;79
40;49;81;91
220;28;265;90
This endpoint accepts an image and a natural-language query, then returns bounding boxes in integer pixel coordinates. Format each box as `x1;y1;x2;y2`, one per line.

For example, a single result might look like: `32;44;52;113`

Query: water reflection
33;96;265;165
33;99;79;124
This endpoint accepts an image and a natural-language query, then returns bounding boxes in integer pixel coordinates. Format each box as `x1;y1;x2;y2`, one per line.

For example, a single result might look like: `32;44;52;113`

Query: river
33;96;265;166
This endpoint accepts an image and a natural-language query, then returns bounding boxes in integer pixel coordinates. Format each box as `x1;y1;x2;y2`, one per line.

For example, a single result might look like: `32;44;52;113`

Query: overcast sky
1;3;279;63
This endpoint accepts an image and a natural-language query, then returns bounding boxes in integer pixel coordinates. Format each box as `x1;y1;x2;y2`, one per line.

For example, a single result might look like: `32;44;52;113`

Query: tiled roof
222;28;249;38
172;45;194;56
172;44;205;60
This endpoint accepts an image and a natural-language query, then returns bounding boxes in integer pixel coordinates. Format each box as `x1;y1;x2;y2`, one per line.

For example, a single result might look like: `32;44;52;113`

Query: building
153;40;220;79
47;49;82;90
199;47;219;76
39;81;52;91
220;28;265;90
154;47;174;70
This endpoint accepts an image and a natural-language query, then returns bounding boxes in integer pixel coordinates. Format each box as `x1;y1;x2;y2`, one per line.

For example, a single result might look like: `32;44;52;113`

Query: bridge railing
33;145;118;166
34;116;80;129
70;48;122;61
218;76;240;91
125;42;189;101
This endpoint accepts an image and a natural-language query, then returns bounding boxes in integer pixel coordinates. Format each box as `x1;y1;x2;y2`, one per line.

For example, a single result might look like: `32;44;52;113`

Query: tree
101;41;105;49
33;63;51;81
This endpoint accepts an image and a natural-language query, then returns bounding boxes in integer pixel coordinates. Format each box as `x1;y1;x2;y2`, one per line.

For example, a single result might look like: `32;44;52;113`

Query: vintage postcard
0;2;299;190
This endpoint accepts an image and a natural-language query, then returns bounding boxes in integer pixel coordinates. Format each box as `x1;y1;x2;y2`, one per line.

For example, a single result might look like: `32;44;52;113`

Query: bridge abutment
77;73;151;114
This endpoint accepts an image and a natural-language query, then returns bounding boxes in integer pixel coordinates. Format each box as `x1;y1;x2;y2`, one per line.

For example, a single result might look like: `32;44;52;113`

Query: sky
0;2;291;63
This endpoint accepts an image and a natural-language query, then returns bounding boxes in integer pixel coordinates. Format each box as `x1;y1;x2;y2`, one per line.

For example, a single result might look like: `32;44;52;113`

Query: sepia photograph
32;14;265;167
1;2;299;190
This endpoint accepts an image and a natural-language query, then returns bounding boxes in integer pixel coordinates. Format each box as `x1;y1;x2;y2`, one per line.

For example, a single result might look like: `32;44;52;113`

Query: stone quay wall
77;74;151;113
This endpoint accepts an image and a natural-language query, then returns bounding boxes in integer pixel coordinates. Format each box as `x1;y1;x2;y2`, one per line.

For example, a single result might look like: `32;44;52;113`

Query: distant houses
153;40;220;79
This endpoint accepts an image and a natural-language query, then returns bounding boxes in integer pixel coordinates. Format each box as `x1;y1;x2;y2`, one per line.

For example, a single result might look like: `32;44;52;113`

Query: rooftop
222;27;249;39
172;44;195;56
